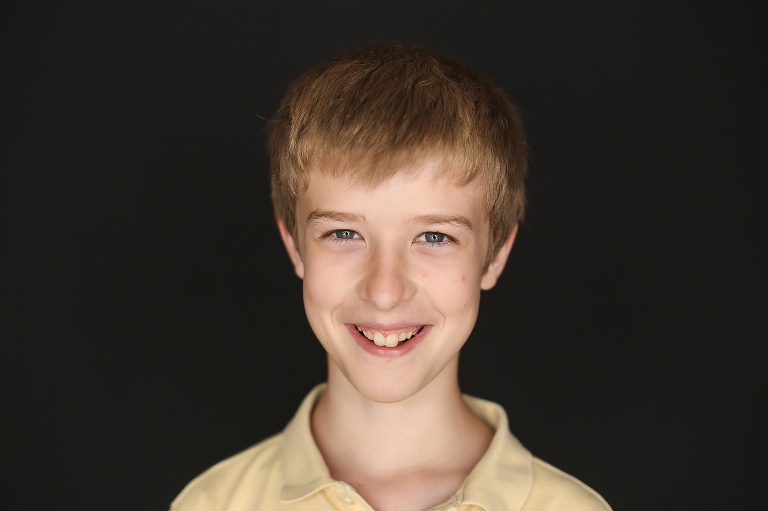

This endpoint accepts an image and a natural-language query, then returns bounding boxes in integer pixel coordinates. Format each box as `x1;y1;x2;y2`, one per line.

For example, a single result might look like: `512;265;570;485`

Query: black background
2;1;766;510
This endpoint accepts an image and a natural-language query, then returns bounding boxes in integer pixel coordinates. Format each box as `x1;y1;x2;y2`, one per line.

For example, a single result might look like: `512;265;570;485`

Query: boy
171;44;611;511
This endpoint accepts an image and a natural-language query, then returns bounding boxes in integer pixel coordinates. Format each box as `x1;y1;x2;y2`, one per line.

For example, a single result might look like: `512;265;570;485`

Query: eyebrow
306;209;366;225
412;214;475;231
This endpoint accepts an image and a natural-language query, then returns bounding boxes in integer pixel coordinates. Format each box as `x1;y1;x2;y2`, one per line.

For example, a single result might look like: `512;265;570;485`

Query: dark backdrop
2;1;765;510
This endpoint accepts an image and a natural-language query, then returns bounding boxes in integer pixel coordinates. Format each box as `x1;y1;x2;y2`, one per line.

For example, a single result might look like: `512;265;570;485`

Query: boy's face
278;159;516;404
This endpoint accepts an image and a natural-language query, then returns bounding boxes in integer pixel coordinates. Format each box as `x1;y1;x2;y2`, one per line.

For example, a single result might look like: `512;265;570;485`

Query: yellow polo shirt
171;385;611;511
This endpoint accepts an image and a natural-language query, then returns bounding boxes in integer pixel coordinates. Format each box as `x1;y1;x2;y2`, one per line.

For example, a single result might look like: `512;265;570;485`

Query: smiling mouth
355;326;424;347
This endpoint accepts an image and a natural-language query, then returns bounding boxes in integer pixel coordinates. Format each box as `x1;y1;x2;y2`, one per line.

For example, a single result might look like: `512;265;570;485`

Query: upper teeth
357;327;420;347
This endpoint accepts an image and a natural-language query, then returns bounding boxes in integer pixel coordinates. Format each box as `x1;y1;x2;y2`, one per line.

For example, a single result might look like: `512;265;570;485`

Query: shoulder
524;457;612;511
170;433;285;511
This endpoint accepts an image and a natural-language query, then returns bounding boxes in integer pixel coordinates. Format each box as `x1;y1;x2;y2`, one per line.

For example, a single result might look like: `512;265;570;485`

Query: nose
357;247;416;311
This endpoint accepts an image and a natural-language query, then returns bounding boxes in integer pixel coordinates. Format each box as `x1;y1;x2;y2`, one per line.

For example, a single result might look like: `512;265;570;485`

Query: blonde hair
268;44;527;267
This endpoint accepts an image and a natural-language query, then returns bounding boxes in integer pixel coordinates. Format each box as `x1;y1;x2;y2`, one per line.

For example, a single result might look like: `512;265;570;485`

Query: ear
480;224;518;290
277;218;305;279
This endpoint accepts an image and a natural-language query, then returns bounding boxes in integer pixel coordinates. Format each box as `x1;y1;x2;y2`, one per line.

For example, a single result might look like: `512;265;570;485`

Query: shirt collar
280;384;336;502
460;394;533;510
279;384;534;510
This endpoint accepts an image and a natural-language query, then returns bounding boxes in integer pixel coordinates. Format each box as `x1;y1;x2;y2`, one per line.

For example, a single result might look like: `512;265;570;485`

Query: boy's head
268;44;527;269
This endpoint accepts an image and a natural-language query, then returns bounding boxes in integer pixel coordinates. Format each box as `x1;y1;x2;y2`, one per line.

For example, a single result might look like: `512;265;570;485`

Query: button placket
333;481;355;505
444;490;462;510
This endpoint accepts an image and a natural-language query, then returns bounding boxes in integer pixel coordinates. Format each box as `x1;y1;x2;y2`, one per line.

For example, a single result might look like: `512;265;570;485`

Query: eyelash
323;230;454;246
415;232;454;246
326;229;360;244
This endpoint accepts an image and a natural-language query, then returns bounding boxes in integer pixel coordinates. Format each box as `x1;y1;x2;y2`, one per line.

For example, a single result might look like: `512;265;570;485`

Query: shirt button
336;484;354;504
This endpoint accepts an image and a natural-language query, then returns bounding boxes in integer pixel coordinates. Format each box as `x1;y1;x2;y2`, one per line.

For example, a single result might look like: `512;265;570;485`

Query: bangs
302;140;485;191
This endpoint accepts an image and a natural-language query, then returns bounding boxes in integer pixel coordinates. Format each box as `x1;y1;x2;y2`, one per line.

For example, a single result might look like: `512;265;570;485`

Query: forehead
297;159;487;222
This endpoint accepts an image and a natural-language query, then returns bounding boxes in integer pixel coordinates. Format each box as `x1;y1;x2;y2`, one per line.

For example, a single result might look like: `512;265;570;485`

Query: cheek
301;261;332;320
302;269;345;350
302;256;358;314
437;272;482;315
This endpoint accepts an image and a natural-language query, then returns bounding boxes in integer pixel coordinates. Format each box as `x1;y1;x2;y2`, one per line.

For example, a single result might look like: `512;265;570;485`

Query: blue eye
332;229;358;240
419;232;447;243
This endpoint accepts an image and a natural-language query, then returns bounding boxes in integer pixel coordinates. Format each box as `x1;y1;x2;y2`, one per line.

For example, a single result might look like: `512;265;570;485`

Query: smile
355;325;424;348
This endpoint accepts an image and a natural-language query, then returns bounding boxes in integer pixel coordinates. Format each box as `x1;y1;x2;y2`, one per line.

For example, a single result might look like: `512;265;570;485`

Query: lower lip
346;325;430;358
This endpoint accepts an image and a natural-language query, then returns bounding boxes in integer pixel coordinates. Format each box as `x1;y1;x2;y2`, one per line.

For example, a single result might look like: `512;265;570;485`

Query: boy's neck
311;363;493;511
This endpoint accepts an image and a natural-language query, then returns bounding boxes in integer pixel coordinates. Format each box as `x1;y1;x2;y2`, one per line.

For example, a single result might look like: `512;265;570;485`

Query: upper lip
350;323;425;335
